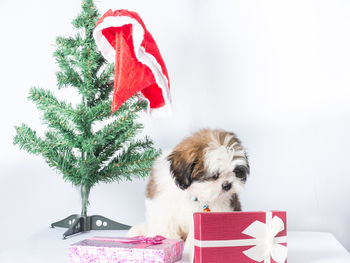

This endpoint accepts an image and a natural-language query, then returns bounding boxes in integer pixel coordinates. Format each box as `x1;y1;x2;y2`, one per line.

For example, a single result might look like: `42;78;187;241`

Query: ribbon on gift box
194;211;287;263
88;235;166;249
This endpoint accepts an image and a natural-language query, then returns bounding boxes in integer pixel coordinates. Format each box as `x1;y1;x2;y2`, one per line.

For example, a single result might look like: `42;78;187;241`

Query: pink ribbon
89;235;166;249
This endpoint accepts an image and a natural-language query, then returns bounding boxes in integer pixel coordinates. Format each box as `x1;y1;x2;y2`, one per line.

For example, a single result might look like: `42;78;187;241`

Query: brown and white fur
128;129;249;260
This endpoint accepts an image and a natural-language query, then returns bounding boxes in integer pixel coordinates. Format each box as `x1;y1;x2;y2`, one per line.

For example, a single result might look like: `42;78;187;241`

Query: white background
1;0;350;254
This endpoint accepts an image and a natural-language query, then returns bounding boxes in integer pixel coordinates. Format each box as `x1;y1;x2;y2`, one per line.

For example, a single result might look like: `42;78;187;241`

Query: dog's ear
167;151;196;190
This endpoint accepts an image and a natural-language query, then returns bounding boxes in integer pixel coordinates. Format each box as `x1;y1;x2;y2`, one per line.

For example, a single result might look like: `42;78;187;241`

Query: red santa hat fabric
93;9;172;117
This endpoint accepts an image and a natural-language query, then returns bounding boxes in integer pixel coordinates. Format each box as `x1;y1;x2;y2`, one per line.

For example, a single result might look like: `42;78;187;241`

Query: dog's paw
127;223;147;237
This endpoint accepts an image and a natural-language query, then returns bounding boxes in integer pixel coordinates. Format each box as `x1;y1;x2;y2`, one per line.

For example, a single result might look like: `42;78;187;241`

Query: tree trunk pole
81;184;91;217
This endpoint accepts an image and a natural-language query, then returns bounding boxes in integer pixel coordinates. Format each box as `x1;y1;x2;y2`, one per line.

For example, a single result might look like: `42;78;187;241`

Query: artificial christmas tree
13;0;161;239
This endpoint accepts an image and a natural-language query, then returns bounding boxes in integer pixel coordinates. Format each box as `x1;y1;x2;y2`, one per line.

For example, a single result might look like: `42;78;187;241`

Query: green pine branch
29;87;75;119
41;107;79;149
95;63;114;90
54;48;84;89
88;100;112;122
99;146;161;183
95;121;143;164
72;0;99;34
90;64;114;105
14;125;80;183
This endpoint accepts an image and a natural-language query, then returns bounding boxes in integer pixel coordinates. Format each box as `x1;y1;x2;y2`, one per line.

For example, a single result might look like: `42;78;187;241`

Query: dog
128;129;249;260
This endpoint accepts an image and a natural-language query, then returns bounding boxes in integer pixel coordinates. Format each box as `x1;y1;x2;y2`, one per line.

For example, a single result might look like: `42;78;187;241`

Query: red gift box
194;211;287;263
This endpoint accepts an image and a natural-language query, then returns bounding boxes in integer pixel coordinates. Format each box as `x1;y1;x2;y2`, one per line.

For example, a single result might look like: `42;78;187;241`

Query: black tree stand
51;214;131;239
51;184;131;239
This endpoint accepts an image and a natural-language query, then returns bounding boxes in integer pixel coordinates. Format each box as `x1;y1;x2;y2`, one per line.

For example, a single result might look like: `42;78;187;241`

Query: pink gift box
69;236;184;263
194;211;287;263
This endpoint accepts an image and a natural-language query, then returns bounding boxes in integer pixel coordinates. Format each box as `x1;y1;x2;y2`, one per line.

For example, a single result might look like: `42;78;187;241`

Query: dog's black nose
222;181;232;191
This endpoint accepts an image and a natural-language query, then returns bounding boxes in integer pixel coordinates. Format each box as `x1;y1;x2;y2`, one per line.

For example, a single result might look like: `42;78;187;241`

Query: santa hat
93;9;172;117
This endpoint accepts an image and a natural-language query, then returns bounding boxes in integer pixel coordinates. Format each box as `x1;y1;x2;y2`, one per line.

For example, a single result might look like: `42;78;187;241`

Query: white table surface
0;229;349;263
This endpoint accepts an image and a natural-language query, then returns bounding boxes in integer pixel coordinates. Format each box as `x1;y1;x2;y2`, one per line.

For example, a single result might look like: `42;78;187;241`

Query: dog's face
168;129;249;204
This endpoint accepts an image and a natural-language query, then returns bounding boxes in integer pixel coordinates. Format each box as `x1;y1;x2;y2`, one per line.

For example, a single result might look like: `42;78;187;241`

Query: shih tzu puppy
129;129;249;259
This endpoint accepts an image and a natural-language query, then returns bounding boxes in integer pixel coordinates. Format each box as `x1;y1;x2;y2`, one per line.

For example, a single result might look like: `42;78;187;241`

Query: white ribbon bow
242;212;287;263
194;212;287;263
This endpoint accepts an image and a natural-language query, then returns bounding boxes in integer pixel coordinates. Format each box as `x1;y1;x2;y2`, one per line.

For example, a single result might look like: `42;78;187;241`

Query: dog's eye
212;172;220;180
234;166;247;181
